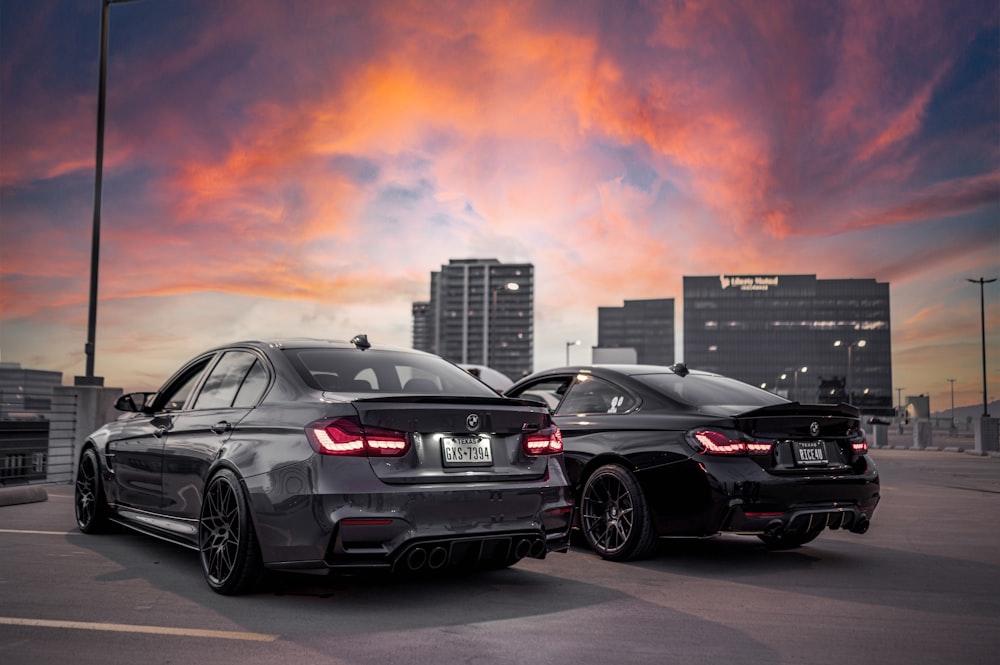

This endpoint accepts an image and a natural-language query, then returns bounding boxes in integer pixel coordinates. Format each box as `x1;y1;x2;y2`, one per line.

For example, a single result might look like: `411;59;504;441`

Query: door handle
211;421;232;435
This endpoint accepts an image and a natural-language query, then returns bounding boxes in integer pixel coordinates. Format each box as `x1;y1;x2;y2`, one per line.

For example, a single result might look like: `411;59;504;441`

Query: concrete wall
49;385;122;484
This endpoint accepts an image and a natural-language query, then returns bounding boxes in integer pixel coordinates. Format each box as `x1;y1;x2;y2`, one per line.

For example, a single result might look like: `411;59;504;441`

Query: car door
107;357;213;511
158;350;270;522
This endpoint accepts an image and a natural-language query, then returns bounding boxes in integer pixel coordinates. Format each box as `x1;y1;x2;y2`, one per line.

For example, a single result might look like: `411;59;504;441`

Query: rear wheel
75;448;111;533
757;526;824;550
199;469;264;595
579;464;657;561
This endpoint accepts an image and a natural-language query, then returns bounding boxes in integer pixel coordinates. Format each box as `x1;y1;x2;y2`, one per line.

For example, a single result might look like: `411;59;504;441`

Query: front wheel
579;464;657;561
75;447;111;533
199;469;264;595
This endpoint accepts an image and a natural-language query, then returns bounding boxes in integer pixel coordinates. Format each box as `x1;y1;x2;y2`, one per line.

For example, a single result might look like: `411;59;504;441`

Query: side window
556;377;636;415
193;351;259;410
508;378;572;410
157;360;212;412
233;360;269;408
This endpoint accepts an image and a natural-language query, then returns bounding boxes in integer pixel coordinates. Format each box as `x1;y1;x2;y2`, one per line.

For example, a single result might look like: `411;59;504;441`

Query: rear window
635;373;788;409
284;348;500;397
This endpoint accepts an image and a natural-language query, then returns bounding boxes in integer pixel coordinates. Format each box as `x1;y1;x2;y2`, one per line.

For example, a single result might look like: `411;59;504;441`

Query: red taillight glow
523;424;563;455
852;439;869;454
307;418;409;457
691;430;773;456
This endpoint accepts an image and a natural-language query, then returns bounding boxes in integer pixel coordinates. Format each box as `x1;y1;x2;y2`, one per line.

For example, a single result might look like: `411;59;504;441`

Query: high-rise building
412;259;534;380
597;298;675;365
683;275;892;414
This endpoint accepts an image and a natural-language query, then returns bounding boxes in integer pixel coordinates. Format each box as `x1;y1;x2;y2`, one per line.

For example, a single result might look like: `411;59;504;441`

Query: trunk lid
350;396;555;484
730;402;864;473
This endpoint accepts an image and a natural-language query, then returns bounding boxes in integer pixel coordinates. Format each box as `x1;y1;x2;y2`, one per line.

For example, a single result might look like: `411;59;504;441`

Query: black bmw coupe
505;363;879;561
74;336;571;594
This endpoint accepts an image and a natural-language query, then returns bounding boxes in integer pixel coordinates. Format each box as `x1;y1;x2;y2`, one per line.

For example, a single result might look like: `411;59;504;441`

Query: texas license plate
794;440;828;465
442;435;493;466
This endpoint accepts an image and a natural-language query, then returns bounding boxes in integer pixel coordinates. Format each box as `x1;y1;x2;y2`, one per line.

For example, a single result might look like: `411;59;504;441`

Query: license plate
442;435;493;466
794;440;828;465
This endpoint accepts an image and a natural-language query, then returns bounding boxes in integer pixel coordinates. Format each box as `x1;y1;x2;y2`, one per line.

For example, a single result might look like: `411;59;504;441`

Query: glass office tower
597;299;675;365
413;259;534;380
683;275;892;415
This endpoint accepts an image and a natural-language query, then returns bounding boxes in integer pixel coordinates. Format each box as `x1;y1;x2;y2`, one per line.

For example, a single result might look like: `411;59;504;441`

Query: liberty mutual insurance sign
719;275;780;291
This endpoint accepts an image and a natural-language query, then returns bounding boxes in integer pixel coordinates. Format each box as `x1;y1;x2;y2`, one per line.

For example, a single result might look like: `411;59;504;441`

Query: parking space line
0;616;277;642
0;529;72;536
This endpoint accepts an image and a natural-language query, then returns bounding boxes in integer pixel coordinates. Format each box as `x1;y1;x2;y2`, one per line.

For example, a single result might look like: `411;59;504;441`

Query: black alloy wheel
199;469;264;595
75;447;111;533
579;464;657;561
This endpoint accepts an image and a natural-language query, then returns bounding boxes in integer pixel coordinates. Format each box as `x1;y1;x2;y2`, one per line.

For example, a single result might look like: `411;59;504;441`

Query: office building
683;275;892;414
597;298;675;365
413;259;534;380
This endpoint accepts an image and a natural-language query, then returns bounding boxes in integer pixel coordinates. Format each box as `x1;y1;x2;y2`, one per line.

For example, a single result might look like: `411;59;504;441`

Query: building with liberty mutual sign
683;275;893;416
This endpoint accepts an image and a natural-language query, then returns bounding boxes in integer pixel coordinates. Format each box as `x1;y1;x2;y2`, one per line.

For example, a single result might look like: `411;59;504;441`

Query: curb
0;485;49;507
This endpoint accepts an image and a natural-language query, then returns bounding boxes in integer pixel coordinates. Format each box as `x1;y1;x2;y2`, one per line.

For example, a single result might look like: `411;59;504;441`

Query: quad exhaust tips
402;537;546;571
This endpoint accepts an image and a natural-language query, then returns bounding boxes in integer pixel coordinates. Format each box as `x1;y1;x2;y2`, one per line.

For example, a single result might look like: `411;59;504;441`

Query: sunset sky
1;0;998;413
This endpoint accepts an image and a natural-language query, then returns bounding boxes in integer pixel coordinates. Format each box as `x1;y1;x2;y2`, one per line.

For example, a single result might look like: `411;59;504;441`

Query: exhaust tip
851;516;870;534
528;539;546;559
427;546;449;569
406;547;428;571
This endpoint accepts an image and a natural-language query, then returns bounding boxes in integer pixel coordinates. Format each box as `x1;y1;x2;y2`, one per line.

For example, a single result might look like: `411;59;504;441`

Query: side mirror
114;392;153;413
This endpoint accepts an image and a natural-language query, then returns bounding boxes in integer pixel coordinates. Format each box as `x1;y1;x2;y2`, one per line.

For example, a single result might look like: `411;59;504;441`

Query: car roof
536;363;720;378
207;336;423;354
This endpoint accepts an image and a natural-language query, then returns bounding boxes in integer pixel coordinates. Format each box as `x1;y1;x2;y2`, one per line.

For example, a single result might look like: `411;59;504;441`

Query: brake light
523;424;563;455
851;438;868;454
306;418;409;457
690;429;773;456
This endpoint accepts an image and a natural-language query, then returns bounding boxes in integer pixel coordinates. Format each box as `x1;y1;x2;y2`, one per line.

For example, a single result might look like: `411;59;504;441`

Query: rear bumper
725;501;877;536
245;461;573;571
638;454;880;537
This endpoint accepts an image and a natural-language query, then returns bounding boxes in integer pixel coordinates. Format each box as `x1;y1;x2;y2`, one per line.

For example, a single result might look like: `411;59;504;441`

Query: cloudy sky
1;0;998;412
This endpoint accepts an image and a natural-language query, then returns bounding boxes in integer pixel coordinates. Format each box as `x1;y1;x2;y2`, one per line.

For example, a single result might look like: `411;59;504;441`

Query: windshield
635;373;789;409
284;348;501;396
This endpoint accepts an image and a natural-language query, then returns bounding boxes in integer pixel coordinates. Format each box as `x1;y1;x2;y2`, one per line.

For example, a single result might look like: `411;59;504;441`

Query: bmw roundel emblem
810;421;820;437
466;414;481;431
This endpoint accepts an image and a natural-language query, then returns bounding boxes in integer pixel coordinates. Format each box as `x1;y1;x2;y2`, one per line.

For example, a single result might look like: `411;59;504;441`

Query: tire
757;526;824;550
75;447;111;533
199;469;264;595
579;464;657;561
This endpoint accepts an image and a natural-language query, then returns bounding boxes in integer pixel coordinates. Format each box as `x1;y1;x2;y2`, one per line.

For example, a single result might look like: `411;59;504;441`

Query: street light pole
947;378;957;435
489;282;519;369
566;340;581;365
967;277;996;417
834;340;866;405
81;0;140;386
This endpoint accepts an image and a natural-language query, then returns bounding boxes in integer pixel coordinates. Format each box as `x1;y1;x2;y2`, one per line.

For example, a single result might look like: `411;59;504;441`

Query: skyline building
683;274;893;414
412;259;534;380
597;298;675;365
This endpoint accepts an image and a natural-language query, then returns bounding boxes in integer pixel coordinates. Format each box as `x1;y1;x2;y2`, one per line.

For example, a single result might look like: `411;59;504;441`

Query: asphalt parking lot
1;447;999;665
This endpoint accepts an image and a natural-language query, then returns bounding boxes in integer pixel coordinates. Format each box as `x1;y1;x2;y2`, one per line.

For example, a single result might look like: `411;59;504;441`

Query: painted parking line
0;529;73;536
0;616;277;642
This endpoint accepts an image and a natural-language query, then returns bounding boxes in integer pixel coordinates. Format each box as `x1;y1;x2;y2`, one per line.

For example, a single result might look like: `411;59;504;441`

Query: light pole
896;386;906;433
834;339;866;405
777;366;807;401
489;282;519;368
565;340;581;365
947;378;957;435
81;0;141;386
967;277;996;417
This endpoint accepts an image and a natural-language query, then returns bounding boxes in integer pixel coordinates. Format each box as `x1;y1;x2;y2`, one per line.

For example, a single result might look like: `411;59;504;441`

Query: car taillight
689;429;773;456
851;438;868;454
306;418;409;457
522;424;563;455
